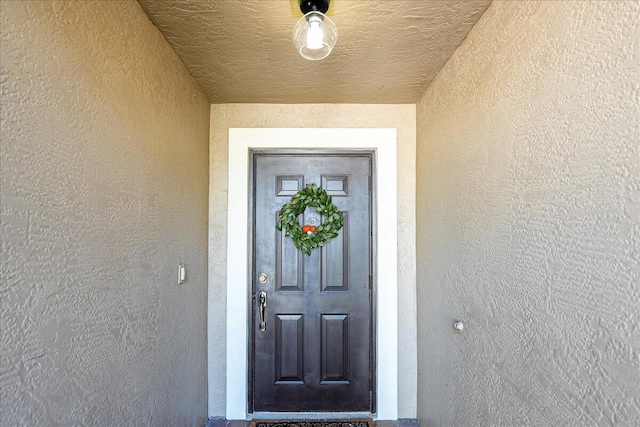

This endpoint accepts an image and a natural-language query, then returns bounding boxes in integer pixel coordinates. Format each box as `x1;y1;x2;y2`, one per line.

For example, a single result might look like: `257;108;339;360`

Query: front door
250;152;374;412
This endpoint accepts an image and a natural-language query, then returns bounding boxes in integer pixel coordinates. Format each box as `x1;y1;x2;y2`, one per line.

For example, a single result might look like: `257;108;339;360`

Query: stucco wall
416;1;640;426
1;2;210;425
208;104;416;417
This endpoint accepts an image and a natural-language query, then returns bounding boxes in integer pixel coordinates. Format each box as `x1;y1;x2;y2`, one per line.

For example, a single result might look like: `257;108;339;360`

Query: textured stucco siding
416;1;640;426
208;104;417;417
1;1;210;425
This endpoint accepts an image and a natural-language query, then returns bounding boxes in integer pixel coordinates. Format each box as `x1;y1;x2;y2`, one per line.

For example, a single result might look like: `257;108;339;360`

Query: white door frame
218;128;398;420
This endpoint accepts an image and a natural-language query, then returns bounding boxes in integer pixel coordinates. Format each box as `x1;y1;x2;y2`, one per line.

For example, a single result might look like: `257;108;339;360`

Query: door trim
220;128;398;420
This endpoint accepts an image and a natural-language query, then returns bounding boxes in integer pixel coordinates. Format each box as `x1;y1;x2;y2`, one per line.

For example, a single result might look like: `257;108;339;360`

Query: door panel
275;314;304;383
321;212;348;291
251;153;373;412
321;314;349;382
275;214;304;292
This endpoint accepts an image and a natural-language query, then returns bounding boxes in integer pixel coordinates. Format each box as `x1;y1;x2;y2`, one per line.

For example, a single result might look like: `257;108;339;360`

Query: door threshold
249;413;373;420
206;418;419;427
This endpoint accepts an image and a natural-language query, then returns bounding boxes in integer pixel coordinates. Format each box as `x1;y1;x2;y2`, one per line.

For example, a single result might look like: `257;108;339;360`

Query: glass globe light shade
292;11;338;61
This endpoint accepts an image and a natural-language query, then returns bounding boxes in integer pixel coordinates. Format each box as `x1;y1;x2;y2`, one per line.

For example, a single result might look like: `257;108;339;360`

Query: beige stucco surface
137;0;491;104
416;1;640;426
209;104;417;416
1;1;210;425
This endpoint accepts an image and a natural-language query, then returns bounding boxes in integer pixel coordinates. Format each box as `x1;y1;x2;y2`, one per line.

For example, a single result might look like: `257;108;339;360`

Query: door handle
258;291;267;331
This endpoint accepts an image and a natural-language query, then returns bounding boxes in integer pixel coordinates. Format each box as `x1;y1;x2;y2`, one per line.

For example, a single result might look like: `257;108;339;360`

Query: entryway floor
206;419;419;427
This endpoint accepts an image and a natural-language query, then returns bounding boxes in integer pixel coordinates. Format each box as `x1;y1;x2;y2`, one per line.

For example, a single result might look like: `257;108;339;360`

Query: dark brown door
251;152;373;412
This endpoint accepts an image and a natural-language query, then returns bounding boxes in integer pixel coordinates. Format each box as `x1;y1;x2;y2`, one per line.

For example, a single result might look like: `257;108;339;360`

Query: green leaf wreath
276;184;344;256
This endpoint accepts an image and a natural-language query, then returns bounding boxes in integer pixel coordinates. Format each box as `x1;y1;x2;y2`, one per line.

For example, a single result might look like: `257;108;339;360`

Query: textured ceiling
137;0;492;104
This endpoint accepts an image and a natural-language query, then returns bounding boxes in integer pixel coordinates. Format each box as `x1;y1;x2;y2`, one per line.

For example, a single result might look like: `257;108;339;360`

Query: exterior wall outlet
178;264;186;284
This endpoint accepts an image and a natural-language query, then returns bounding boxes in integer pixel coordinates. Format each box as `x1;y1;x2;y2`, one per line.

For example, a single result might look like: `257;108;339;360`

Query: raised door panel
321;314;349;383
321;211;349;292
275;212;304;292
275;314;304;383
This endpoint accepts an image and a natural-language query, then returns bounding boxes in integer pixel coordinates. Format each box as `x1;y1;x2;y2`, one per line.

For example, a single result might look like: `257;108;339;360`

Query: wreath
276;184;343;255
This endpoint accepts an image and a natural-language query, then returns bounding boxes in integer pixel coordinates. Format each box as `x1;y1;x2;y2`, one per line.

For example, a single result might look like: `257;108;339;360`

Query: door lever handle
258;291;267;331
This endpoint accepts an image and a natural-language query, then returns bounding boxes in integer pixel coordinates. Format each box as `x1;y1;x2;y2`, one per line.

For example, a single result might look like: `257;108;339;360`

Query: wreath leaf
277;184;344;256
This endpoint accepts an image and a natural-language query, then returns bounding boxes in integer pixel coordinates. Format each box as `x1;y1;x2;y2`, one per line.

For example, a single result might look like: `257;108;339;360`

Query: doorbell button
453;321;464;333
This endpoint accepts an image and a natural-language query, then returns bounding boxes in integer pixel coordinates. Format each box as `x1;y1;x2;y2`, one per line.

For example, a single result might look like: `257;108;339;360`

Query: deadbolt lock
258;273;267;284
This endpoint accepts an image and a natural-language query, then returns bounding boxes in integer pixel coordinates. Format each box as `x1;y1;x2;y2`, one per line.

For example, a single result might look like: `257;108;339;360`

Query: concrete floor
206;419;420;427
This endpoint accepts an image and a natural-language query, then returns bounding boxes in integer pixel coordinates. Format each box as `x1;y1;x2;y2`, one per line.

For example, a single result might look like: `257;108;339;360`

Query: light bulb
292;11;338;61
306;15;324;50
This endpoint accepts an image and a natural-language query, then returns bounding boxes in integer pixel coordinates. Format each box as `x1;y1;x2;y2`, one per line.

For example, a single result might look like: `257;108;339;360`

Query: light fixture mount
292;0;337;61
299;0;329;14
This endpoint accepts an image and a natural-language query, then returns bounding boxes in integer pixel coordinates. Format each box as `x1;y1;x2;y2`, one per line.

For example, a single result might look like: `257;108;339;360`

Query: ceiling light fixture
293;0;338;61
